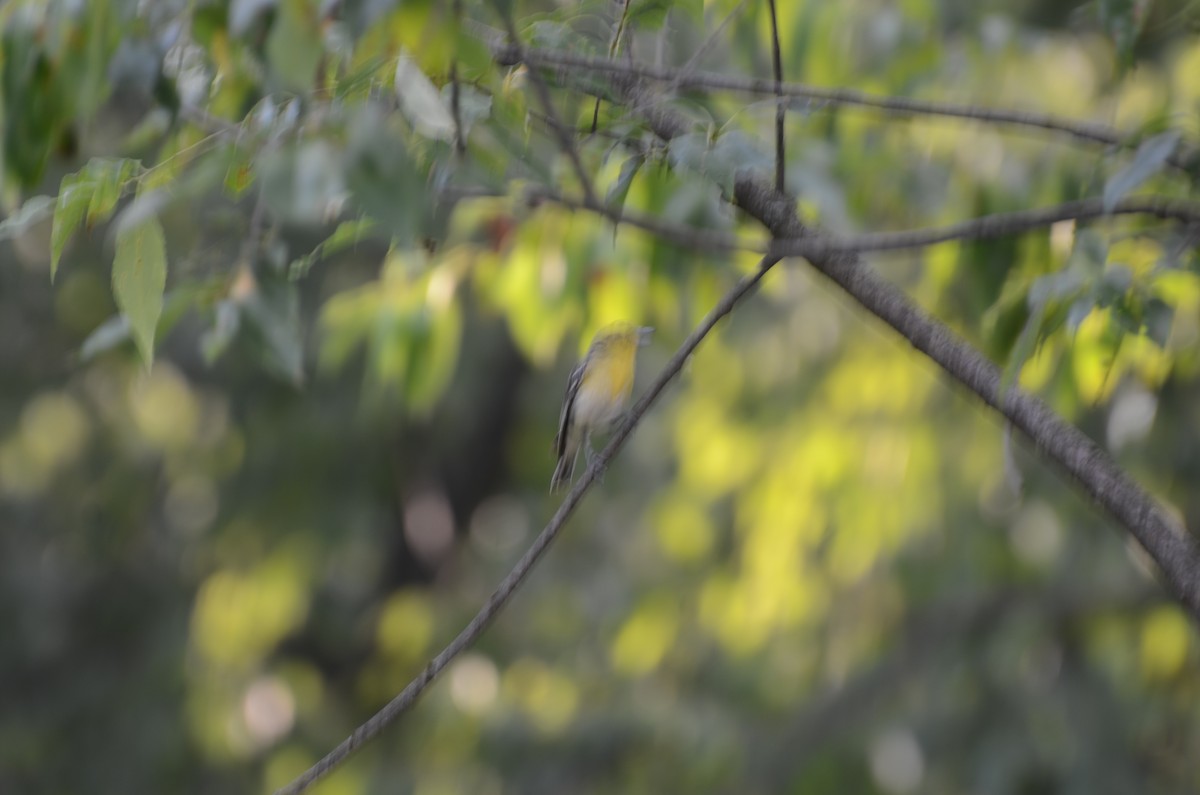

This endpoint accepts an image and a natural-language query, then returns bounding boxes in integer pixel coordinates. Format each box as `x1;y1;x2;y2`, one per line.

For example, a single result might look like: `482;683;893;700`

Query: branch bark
494;44;1131;148
766;0;785;192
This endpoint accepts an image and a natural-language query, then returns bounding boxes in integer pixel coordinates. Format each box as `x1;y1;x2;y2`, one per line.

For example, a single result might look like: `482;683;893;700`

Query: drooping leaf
289;218;378;280
1103;131;1181;212
439;83;493;139
243;274;305;385
395;53;455;141
260;140;347;224
265;0;322;92
405;299;463;414
628;0;677;28
668;130;712;175
0;195;53;241
202;299;242;364
1144;297;1174;348
1000;299;1048;398
344;109;428;245
1067;295;1095;334
79;315;132;362
1097;0;1149;74
112;217;168;367
705;130;773;194
51;173;95;282
86;158;139;227
51;157;141;280
606;154;645;215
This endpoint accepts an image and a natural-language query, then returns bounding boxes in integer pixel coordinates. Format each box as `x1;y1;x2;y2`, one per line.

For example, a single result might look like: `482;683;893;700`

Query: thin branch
766;0;785;192
450;0;467;155
447;177;1200;261
537;44;1200;620
491;43;1148;152
591;0;634;134
494;7;599;207
272;255;779;795
768;195;1200;259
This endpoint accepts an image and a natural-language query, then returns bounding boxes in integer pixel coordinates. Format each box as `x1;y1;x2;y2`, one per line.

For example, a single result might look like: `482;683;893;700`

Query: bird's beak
637;326;654;346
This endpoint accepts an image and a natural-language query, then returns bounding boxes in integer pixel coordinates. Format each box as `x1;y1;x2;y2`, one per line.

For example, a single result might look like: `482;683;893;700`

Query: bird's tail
550;435;578;493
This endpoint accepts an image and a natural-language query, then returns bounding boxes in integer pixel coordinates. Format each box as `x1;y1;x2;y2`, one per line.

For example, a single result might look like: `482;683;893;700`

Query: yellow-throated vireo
551;322;653;492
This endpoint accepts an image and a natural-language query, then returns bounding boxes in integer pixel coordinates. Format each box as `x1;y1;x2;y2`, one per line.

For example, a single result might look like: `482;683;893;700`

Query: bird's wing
555;357;587;460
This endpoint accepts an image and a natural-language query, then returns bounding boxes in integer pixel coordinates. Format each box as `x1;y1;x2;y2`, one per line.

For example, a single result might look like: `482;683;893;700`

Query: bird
551;322;653;492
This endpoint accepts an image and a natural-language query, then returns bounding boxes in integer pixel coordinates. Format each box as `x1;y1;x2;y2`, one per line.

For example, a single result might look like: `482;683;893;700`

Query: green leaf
79;315;132;361
1144;297;1174;348
706;130;773;194
80;287;200;363
1097;0;1148;74
243;275;305;385
86;158;139;227
1000;300;1047;398
51;158;141;281
344;109;428;245
265;0;322;93
606;154;644;213
395;53;454;141
0;195;53;241
1066;295;1095;333
668;130;712;175
261;140;347;224
51;173;94;282
1103;131;1181;212
439;83;492;139
628;0;677;28
406;299;462;414
201;299;241;364
112;217;168;367
289;218;377;280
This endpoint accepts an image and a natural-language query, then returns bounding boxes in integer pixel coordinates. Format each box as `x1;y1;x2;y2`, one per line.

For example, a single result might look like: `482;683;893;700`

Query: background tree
1;0;1199;793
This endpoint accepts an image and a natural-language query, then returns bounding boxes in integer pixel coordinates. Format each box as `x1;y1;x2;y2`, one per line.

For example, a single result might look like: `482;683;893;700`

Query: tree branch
492;43;1166;155
510;42;1200;621
766;0;785;193
273;254;780;795
768;195;1200;259
734;176;1200;619
448;178;1200;262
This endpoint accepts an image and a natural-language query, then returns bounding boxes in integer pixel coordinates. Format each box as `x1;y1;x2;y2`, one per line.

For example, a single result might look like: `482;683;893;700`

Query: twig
494;6;599;207
766;0;785;192
444;177;1200;259
591;0;634;134
449;0;467;155
272;255;779;795
490;44;1149;153
767;195;1200;259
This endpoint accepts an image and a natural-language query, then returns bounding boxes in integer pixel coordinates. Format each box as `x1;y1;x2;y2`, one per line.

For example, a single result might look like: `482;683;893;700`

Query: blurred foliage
1;0;1200;794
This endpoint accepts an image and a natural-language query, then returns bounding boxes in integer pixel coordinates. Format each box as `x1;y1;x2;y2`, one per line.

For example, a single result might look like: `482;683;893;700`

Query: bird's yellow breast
574;336;637;429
